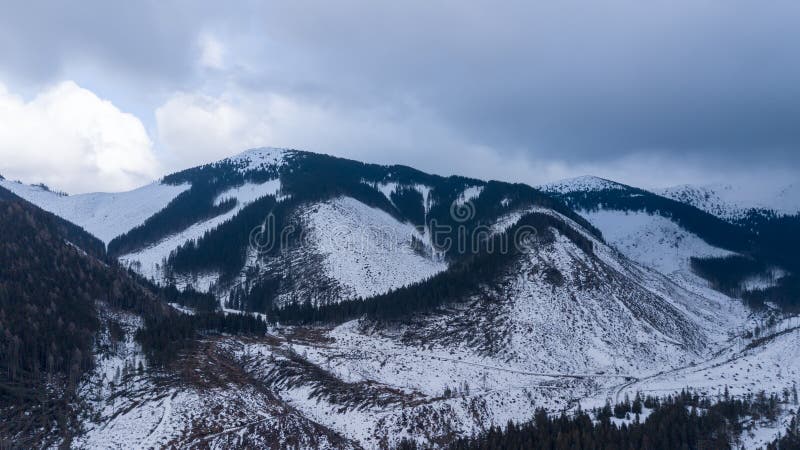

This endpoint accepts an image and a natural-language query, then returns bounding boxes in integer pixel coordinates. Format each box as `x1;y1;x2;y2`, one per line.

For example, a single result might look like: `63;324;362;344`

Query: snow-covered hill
540;176;737;273
580;209;734;276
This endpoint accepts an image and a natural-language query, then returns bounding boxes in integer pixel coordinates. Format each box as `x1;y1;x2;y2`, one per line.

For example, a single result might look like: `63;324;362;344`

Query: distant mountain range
658;182;800;221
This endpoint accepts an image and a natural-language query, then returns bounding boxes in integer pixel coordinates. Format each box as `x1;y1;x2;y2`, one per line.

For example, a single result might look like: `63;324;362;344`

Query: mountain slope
540;175;800;310
0;184;364;448
221;207;750;448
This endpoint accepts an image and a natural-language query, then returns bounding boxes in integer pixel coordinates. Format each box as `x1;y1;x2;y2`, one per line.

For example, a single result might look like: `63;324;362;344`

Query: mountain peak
223;147;293;172
539;175;626;194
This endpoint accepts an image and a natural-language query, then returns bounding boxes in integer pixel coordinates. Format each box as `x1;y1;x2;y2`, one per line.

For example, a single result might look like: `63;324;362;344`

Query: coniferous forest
399;391;795;450
0;187;170;445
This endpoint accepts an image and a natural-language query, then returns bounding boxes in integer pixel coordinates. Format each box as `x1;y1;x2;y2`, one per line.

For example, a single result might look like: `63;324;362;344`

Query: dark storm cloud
1;0;799;174
247;1;800;166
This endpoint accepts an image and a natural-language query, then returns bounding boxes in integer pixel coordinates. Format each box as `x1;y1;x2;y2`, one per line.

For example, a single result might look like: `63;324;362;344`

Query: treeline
166;194;283;281
108;157;283;257
743;275;800;312
767;417;800;450
398;390;788;450
737;212;800;272
135;312;268;367
691;255;800;311
265;212;594;323
128;270;218;312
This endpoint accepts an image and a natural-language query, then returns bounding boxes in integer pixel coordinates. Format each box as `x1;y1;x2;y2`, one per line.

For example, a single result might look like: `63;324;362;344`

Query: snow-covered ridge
0;178;190;243
539;175;627;194
658;182;800;220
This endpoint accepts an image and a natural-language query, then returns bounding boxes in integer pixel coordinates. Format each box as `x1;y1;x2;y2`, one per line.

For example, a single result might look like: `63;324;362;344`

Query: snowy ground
75;308;357;449
611;317;800;449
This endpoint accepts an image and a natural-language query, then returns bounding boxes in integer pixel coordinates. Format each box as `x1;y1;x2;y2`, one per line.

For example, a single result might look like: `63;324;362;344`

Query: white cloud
155;88;472;171
155;92;272;169
153;88;564;185
0;80;160;193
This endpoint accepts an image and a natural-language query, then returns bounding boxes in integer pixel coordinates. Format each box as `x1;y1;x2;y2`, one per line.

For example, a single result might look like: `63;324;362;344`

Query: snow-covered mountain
3;151;798;448
657;182;800;221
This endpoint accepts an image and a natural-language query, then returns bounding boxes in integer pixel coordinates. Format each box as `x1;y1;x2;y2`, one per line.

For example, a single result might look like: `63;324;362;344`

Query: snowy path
139;392;173;449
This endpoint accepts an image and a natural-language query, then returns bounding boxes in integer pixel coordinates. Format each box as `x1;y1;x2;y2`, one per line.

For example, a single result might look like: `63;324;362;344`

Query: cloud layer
0;1;798;192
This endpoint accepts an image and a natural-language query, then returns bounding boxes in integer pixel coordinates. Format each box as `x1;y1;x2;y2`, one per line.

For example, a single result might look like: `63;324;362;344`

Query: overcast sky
0;1;798;193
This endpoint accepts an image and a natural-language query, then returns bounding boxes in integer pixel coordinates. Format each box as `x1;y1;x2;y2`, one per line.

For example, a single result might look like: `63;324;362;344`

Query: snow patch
456;185;484;205
213;179;281;206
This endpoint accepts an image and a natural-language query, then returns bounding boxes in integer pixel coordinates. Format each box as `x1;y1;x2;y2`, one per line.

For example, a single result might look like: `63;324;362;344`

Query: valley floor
74;309;800;449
